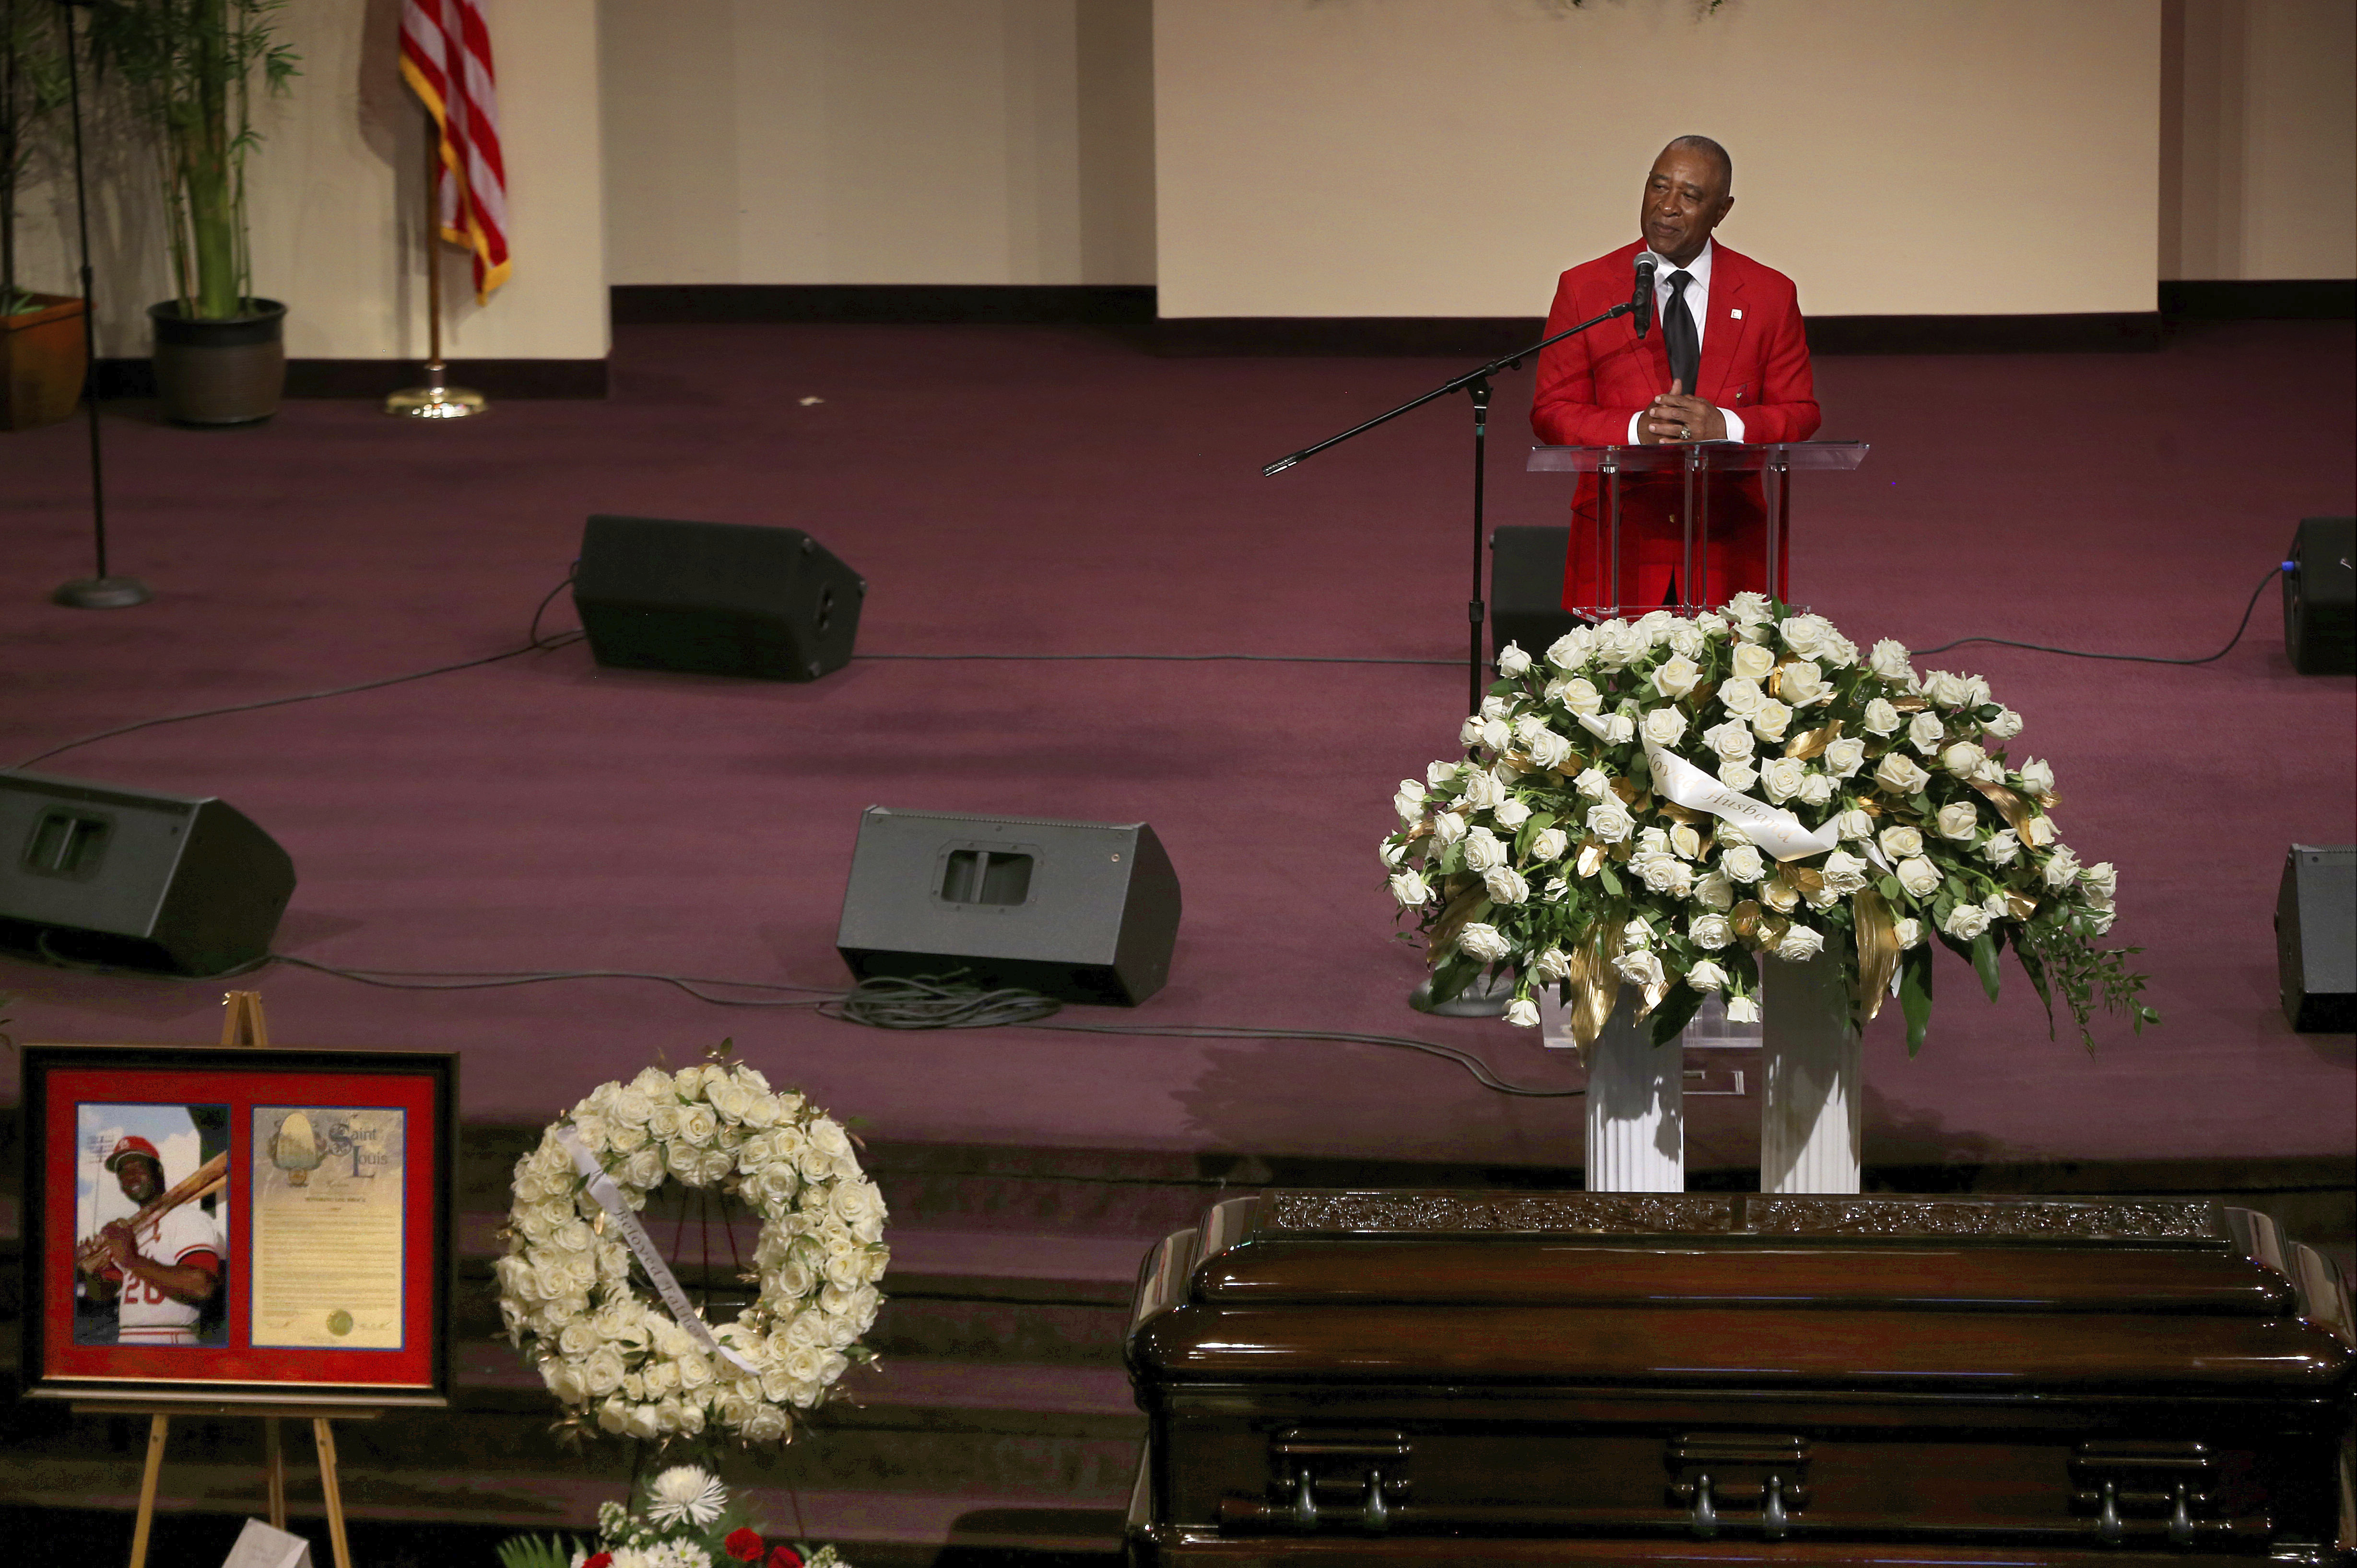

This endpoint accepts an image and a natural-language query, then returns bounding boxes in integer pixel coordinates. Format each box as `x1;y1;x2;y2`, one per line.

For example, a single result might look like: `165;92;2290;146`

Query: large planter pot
1;293;90;432
149;297;286;426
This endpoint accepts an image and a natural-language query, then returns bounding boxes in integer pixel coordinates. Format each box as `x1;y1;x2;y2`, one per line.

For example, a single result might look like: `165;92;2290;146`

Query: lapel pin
1730;308;1743;319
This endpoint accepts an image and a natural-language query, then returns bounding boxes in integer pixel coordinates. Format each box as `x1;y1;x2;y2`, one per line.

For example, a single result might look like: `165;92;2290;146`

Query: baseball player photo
73;1105;230;1347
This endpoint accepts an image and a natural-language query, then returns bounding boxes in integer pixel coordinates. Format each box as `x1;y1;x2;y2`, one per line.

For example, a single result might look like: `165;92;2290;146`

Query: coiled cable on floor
819;973;1064;1030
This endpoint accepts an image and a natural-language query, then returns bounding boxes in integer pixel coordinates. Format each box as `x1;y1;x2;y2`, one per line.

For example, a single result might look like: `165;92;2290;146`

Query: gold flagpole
387;102;486;418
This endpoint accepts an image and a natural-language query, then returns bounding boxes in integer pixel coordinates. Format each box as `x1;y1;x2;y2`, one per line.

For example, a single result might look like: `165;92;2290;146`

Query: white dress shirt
1626;238;1747;444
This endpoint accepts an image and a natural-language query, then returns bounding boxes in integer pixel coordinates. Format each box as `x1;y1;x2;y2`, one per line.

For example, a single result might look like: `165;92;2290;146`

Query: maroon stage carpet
3;318;2352;1175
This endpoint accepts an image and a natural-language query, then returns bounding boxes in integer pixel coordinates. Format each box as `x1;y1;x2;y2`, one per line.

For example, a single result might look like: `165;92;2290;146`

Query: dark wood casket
1123;1191;2356;1566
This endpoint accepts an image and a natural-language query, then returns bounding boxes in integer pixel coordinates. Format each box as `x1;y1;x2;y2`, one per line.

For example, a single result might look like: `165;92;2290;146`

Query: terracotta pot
149;297;286;426
1;293;90;432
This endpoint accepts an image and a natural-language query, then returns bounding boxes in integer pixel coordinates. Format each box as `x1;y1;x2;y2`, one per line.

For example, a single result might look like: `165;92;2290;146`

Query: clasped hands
1638;379;1726;444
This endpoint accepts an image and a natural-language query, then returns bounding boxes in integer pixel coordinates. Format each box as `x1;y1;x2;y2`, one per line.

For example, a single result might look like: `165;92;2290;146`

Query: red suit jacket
1531;238;1820;612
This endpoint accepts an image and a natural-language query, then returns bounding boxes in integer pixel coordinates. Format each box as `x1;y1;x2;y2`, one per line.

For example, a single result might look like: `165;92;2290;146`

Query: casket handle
2097;1479;2124;1545
1762;1474;1790;1541
1690;1472;1720;1539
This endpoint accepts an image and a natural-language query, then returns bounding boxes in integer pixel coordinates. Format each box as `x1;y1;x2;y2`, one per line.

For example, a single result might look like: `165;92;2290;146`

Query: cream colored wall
1154;0;2165;319
14;0;606;360
2163;0;2357;280
598;0;1156;286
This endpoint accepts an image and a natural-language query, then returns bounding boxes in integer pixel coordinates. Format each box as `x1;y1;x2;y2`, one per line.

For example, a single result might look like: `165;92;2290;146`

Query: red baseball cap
105;1135;163;1172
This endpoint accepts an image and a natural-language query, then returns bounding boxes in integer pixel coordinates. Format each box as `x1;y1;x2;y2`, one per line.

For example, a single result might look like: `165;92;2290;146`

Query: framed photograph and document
18;1043;456;1408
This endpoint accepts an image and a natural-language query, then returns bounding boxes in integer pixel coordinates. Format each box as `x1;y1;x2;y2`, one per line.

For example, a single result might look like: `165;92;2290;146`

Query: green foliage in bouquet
497;1465;853;1568
1382;596;2155;1053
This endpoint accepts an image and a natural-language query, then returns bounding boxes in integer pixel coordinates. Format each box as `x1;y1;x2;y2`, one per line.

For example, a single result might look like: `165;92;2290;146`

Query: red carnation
724;1529;766;1562
768;1548;804;1568
583;1556;613;1568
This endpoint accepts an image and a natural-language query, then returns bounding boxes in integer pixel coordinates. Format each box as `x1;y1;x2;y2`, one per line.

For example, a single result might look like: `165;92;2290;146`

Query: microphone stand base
53;575;152;609
384;383;488;419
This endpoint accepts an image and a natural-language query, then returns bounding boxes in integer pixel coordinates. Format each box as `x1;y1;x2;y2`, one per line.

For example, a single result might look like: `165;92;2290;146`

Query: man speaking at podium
1532;136;1820;614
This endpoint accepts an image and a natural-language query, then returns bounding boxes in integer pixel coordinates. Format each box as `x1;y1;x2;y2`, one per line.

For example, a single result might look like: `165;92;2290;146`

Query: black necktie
1663;269;1700;395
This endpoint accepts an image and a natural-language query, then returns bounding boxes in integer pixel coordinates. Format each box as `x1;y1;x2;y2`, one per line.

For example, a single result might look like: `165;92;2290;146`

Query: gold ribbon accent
1783;718;1843;761
1969;778;2038;837
1729;899;1763;939
1563;921;1624;1052
1608;776;1642;806
1889;692;1928;712
1656;799;1709;826
1423;874;1485;965
1851;888;1901;1024
1784;866;1827;899
1576;840;1605;879
2005;890;2040;921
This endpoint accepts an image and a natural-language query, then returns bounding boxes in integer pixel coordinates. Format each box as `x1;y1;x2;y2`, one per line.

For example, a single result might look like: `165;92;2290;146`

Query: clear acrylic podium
1527;440;1869;616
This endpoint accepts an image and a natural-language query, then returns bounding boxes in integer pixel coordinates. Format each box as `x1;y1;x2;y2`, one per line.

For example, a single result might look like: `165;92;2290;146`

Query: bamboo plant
1;0;67;315
87;0;297;320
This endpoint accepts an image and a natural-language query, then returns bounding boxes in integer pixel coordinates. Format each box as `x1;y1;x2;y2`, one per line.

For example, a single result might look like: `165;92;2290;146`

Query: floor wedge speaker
1491;526;1581;667
837;807;1181;1006
574;514;864;681
2284;517;2354;675
2276;843;2355;1032
0;769;295;976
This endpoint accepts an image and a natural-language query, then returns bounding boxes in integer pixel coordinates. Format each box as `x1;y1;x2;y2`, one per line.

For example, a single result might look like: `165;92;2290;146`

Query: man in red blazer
1531;136;1820;614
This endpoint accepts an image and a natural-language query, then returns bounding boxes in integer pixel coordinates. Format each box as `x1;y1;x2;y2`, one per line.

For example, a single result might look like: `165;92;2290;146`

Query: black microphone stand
51;0;149;609
1263;298;1636;716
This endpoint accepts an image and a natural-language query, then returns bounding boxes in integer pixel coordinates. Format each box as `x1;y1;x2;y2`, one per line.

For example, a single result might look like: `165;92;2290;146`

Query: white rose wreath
495;1052;889;1447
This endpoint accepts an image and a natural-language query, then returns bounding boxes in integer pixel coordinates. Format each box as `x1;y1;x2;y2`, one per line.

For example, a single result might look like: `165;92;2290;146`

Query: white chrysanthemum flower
645;1464;728;1528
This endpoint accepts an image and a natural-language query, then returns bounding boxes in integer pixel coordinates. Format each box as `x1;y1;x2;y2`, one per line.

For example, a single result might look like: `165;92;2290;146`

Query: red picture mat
41;1063;442;1392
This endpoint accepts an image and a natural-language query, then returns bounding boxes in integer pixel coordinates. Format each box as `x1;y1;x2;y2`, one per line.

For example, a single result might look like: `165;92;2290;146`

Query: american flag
400;0;510;303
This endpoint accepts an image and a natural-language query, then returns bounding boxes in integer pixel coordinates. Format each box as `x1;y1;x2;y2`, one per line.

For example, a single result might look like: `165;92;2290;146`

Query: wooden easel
74;993;370;1568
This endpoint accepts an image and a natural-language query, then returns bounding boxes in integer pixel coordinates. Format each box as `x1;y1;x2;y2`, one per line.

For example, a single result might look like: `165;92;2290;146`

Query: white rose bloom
1393;782;1427;821
1613;948;1666;989
1701;716;1756;760
1670;823;1703;859
2080;860;2118;902
1502;996;1541;1028
1717;675;1766;717
1479;694;1512;721
1531;946;1572;983
1592;620;1647;668
1636;826;1671;856
679;1105;721;1147
1879;824;1924;858
1479;717;1512;752
1558;677;1604;717
1921;670;1968;707
2021;814;2056;847
1665;620;1707;659
1834;808;1875;843
610;1087;654;1127
1684;958;1731;993
1633;853;1693;896
583;1345;628;1397
1894;917;1925;949
1894;855;1943;898
1484;865;1532;905
1573;766;1613;801
1544;627;1595;669
1780;661;1831;706
1798;773;1835;807
1512;714;1552;748
1688;913;1734;949
1432;811;1468;846
1641;706;1689;747
1722;844;1768;883
1779;615;1833;658
1389;870;1432;908
1759;876;1800;913
1460;714;1487;749
1585;800;1635;843
2017;758;2057;798
1983;706;2024;740
1527;729;1575;770
1821;850;1873;894
1868;638;1917;685
1937;741;1982;778
647;1104;684;1142
1875;752;1931;794
1589;712;1637;746
1906;711;1946;755
1497;641;1532;677
1760;757;1807;803
1983;828;2022;866
1529;827;1569;862
1717;758;1759;792
1457;923;1513;963
1725;591;1773;626
1653;654;1704;699
1493;797;1532;830
1750;699;1793;743
1427;759;1461;788
1776;924;1826;961
1730;643;1777;682
1822;737;1867;779
1379;838;1410;869
1461;826;1508;871
1725;994;1763;1024
1694;870;1736;910
625;1147;665;1190
1942;903;1992;939
1934;801;1979;841
1462;769;1508;810
2044;845;2082;890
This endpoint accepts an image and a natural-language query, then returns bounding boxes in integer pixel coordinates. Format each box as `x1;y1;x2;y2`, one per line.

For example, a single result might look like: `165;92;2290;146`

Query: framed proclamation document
17;1042;456;1407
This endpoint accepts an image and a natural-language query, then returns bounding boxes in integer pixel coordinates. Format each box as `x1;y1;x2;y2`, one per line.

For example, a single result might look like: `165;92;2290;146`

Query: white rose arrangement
1386;598;2155;1052
495;1051;889;1449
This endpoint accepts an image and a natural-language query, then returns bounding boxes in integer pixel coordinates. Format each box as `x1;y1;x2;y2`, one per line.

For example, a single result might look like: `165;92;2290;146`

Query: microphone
1631;255;1656;339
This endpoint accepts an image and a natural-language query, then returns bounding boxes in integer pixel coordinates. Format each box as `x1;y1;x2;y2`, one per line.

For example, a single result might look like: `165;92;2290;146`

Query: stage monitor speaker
2276;843;2355;1032
2283;516;2354;675
836;807;1181;1006
1490;526;1581;667
573;514;864;682
0;769;295;977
